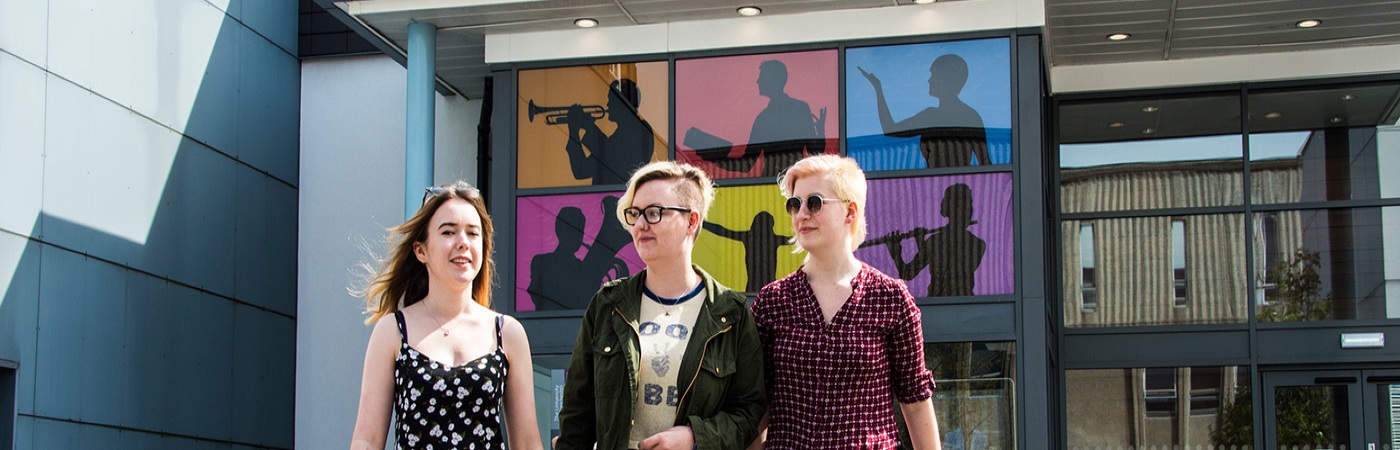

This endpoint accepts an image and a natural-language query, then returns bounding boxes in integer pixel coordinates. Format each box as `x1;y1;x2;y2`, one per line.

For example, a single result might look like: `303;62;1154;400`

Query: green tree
1258;249;1332;322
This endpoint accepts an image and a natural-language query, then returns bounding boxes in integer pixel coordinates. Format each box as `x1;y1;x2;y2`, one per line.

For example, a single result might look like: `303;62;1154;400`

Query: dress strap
393;310;408;345
495;315;504;349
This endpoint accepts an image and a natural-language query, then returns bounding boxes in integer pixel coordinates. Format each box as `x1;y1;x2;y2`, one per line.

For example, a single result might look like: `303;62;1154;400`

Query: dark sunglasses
422;185;480;205
785;194;846;216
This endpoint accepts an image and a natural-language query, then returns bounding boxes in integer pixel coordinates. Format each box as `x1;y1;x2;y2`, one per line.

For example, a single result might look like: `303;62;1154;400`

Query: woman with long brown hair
351;181;543;450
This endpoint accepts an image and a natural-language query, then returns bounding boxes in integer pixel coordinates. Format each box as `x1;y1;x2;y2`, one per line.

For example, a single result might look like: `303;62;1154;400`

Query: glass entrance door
1263;370;1400;450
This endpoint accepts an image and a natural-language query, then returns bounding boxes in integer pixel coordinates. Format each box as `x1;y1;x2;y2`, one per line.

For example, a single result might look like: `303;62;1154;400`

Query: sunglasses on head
422;185;480;205
785;194;847;216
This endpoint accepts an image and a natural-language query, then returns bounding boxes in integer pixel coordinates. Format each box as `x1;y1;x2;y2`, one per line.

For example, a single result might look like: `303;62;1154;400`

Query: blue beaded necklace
643;281;705;314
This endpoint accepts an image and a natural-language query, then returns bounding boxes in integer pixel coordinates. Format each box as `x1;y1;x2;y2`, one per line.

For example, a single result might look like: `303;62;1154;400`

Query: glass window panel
1059;94;1244;214
1271;385;1349;450
531;354;571;449
1062;215;1247;328
1080;224;1098;311
1255;206;1400;322
907;342;1016;450
1249;83;1400;205
1067;366;1252;449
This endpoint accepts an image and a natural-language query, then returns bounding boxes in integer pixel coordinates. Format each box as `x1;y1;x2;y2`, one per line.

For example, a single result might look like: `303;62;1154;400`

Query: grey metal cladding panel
238;28;301;184
235;167;298;316
520;316;586;355
148;140;239;296
181;22;242;160
1063;330;1250;367
1047;0;1172;19
124;275;234;440
231;305;295;448
1257;325;1400;365
1051;30;1167;47
1048;11;1170;29
920;302;1016;342
34;247;127;423
0;237;40;416
12;416;33;450
239;0;300;56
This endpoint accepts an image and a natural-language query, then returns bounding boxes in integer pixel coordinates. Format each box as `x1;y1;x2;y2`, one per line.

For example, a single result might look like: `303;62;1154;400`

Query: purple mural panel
856;173;1014;297
516;192;644;311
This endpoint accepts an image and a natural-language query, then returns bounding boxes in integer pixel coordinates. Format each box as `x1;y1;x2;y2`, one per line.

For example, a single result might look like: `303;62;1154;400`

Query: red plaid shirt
751;264;934;450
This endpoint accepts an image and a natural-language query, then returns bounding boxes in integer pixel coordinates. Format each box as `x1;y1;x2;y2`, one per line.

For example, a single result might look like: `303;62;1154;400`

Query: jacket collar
605;265;740;325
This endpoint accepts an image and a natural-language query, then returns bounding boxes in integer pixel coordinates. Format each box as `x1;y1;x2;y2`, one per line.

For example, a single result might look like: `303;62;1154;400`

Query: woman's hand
638;425;694;450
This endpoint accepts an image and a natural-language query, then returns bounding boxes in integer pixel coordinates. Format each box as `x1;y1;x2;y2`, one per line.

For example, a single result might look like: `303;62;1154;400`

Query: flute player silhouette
862;183;985;296
702;211;792;293
858;54;990;168
687;60;826;178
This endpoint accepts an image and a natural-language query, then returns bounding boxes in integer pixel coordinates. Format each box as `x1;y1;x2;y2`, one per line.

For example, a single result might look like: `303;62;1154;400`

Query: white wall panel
33;248;127;425
434;93;482;185
41;76;179;248
46;0;233;146
0;236;38;416
1050;43;1400;93
0;53;45;237
0;0;48;66
238;0;299;56
237;27;300;182
486;0;1044;63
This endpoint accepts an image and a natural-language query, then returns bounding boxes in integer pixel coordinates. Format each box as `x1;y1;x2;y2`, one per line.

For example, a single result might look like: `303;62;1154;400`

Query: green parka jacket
555;266;767;450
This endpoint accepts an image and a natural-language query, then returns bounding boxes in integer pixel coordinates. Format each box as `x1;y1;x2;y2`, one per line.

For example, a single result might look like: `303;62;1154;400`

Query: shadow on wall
0;0;298;447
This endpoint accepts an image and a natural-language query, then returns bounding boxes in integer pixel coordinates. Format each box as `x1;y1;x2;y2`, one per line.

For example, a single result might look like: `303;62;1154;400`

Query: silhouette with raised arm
858;54;990;168
564;79;655;185
688;60;826;178
529;201;631;310
862;183;985;296
702;211;793;293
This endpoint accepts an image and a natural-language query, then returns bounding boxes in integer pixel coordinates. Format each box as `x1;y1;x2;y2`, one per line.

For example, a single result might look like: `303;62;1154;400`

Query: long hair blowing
361;181;495;324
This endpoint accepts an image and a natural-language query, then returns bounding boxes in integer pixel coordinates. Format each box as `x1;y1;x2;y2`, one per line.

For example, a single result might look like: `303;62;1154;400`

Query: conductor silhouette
564;79;655;185
702;211;793;293
689;60;826;177
867;183;986;296
858;54;990;168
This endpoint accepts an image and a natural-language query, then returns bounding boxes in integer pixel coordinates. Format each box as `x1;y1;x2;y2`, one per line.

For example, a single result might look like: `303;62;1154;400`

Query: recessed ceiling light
1340;94;1357;100
1141;128;1156;134
1141;106;1159;113
1295;19;1321;28
1330;117;1344;124
574;18;598;28
1107;33;1131;41
1265;112;1282;119
912;0;936;4
1108;121;1125;128
737;6;762;16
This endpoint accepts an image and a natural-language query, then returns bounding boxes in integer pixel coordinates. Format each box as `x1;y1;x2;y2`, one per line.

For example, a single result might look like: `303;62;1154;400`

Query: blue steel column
405;22;436;219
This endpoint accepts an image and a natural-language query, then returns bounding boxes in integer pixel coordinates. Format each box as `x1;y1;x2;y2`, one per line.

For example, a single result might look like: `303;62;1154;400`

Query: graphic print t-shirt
628;291;705;448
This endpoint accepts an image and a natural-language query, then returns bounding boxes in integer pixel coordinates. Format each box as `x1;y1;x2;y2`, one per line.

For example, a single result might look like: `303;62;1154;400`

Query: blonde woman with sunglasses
351;182;543;450
749;155;941;450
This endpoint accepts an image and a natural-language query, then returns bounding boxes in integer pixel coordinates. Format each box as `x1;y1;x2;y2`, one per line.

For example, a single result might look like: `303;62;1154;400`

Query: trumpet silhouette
528;100;605;125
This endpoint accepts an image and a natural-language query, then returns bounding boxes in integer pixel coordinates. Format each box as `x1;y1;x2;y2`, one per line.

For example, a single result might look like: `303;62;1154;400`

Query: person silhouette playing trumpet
564;79;656;185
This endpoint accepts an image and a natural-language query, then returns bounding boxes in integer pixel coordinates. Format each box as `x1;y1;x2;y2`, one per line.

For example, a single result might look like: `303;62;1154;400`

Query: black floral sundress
393;311;508;450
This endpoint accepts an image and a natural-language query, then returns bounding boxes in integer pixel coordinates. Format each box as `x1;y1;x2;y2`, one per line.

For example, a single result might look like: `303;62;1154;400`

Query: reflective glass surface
1060;94;1244;214
1063;214;1248;327
1249;84;1400;205
1254;206;1400;322
1067;366;1252;449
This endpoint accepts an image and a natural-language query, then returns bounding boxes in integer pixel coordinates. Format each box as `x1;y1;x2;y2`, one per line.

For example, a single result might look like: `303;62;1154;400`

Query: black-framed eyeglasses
623;205;692;226
422;186;480;205
785;194;847;216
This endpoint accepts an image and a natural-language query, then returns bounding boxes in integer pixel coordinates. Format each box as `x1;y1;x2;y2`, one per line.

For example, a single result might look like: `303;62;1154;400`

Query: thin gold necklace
427;309;461;337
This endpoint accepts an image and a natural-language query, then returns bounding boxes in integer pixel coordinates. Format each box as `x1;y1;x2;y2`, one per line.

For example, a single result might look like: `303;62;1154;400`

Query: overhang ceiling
322;0;1400;100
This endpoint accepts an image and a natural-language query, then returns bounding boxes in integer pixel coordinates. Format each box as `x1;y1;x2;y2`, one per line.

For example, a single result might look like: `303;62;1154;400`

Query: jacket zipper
612;307;642;405
673;324;732;422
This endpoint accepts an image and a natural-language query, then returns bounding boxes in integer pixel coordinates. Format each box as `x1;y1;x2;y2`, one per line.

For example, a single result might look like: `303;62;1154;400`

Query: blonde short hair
616;161;715;238
776;154;868;252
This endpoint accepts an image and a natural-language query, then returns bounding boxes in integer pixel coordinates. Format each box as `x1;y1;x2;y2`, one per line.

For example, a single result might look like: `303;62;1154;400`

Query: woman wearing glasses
749;155;941;450
556;162;766;450
350;182;544;450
